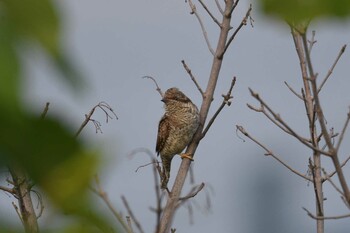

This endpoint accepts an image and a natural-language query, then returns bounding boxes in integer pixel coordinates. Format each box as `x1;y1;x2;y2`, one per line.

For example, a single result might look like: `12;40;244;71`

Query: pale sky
2;0;350;232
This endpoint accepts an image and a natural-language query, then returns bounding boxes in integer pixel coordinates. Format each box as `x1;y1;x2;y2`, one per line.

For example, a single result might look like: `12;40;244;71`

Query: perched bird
156;87;200;189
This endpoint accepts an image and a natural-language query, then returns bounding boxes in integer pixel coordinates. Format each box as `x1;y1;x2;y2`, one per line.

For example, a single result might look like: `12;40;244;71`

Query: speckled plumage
156;87;199;189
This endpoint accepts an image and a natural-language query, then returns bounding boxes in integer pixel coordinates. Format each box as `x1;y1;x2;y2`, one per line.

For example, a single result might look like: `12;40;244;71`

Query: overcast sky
2;0;350;232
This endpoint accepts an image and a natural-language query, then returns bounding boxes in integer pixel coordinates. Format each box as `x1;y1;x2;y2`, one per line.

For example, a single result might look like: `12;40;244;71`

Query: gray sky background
2;0;350;232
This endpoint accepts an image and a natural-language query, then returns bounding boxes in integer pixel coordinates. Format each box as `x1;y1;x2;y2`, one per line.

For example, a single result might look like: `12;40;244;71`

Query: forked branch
75;101;117;137
236;125;311;181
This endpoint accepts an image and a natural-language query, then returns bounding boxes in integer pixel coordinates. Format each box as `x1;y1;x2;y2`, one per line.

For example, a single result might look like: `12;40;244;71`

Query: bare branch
322;168;344;196
31;190;44;219
201;77;236;138
152;160;163;233
335;108;350;152
91;176;132;233
197;0;221;27
248;88;332;157
222;4;252;57
75;102;117;137
237;125;312;181
12;202;24;225
0;185;15;194
303;207;350;220
188;0;215;55
179;183;205;201
307;30;317;54
121;195;145;233
181;60;204;97
229;0;240;15
215;0;224;15
328;155;350;178
284;81;303;100
318;44;347;93
301;33;350;205
143;76;163;97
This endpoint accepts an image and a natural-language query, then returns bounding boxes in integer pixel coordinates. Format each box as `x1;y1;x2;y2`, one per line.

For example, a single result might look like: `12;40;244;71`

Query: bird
156;87;200;189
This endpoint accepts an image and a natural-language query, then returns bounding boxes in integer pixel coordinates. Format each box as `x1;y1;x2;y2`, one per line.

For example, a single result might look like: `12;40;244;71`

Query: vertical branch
158;1;238;232
9;167;39;233
291;25;324;233
301;31;350;205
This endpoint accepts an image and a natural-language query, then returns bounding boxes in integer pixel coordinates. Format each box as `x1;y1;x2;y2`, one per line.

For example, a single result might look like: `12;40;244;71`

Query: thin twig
303;207;350;220
248;88;332;157
179;183;205;201
237;125;312;181
197;0;221;27
229;0;240;15
40;102;50;119
0;185;15;194
284;81;303;100
143;76;163;97
188;0;215;55
247;103;309;142
31;190;44;219
201;77;236;138
91;176;132;233
307;30;317;54
328;155;350;178
221;4;252;57
335;108;350;152
152;160;163;233
12;202;24;225
215;0;223;15
317;45;347;93
75;102;117;137
181;60;204;97
322;168;344;196
121;195;145;233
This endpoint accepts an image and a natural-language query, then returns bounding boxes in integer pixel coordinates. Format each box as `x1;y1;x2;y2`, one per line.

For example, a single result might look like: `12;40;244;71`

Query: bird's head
162;87;192;104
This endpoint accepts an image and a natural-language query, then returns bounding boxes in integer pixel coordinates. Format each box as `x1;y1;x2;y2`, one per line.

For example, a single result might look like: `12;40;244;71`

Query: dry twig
75;101;117;137
143;76;164;97
317;45;347;93
91;176;132;233
221;4;253;57
181;60;204;97
197;0;221;27
121;195;145;233
303;207;350;220
236;125;311;181
188;0;215;55
201;77;236;138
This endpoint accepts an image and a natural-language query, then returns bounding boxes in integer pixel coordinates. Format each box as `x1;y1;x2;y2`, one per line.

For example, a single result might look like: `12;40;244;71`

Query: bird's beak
161;98;168;103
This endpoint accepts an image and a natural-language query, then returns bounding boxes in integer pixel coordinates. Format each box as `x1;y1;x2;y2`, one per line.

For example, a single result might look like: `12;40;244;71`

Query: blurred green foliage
0;0;114;232
260;0;350;22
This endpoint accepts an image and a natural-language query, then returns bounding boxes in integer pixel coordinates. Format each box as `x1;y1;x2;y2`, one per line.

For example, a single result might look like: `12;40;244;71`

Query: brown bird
156;87;200;189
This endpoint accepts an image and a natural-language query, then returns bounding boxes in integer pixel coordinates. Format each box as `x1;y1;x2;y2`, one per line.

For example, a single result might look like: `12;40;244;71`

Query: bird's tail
161;157;172;189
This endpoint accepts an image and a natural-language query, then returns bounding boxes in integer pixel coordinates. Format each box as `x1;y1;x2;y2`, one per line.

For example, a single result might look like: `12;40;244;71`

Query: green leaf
0;16;20;112
260;0;350;22
2;0;60;54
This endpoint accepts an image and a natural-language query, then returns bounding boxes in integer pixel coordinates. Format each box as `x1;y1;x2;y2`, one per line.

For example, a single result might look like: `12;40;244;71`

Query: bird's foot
180;153;194;161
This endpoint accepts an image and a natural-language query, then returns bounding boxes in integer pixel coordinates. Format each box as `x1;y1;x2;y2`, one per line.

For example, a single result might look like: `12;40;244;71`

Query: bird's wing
156;116;170;156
